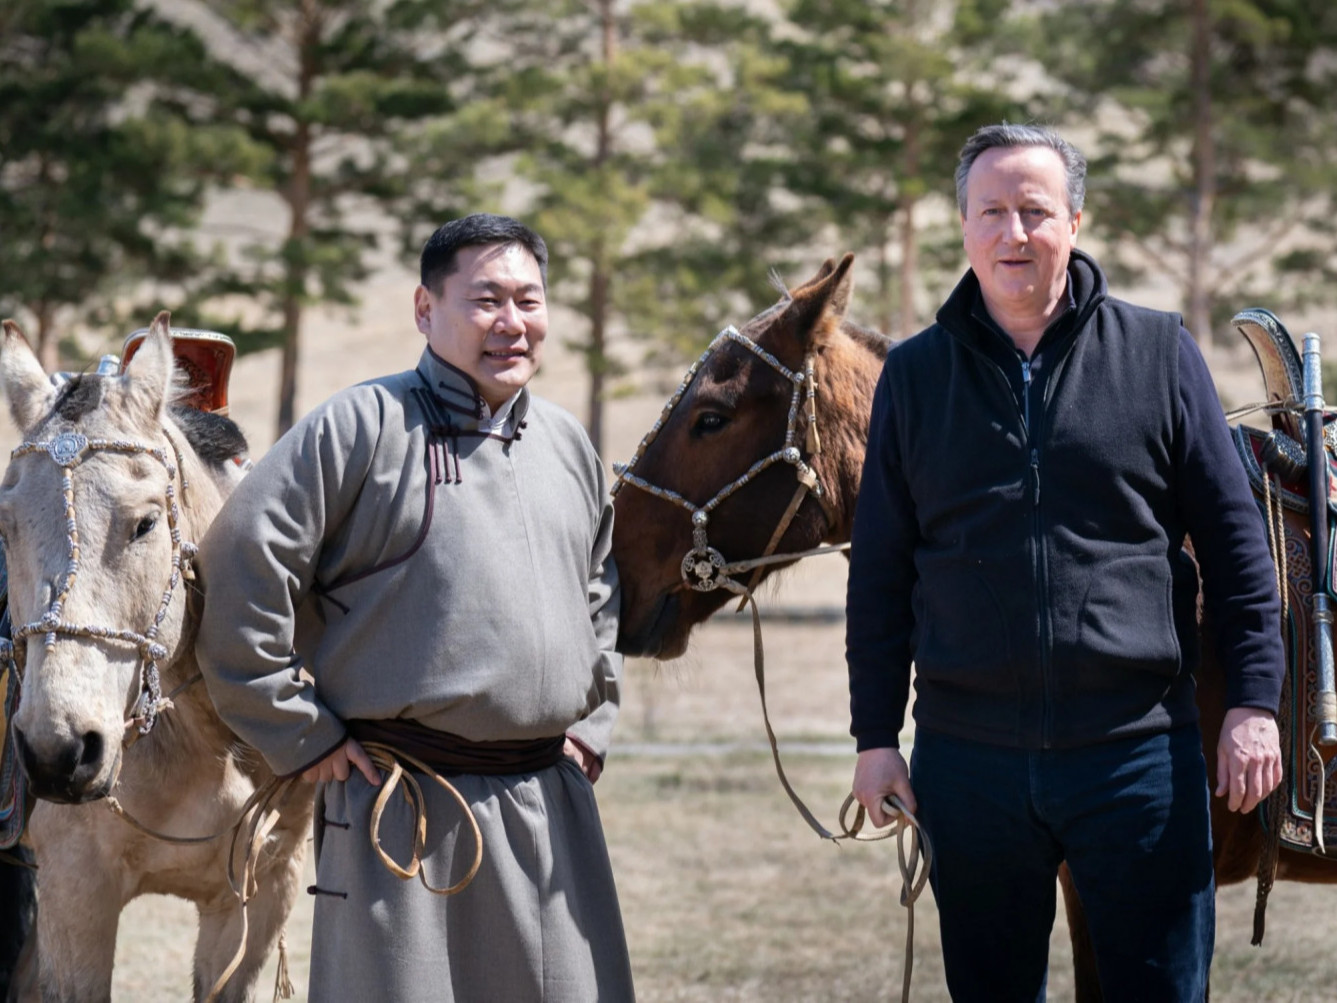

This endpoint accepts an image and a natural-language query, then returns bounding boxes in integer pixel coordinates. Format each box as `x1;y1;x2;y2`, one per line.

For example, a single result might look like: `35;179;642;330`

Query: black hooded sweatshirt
847;249;1284;751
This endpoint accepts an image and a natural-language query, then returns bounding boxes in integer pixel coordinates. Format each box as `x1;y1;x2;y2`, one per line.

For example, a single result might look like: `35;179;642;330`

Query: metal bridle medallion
47;433;89;467
681;546;728;592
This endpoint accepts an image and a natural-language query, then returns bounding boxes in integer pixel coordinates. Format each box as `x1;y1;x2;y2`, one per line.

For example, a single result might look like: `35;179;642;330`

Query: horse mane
840;319;895;360
169;405;248;468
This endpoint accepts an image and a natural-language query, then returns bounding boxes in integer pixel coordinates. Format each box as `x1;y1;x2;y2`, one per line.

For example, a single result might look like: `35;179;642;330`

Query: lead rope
106;742;484;1002
360;741;483;895
838;794;933;1003
720;571;931;1000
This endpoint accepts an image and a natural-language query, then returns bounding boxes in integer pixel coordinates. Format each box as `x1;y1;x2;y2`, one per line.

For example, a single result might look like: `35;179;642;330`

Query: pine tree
401;0;810;453
191;0;479;435
776;0;1024;337
0;0;256;369
1037;0;1337;342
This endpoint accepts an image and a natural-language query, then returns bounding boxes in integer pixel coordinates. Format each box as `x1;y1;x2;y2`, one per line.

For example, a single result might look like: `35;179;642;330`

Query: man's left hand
1215;706;1282;814
564;737;603;783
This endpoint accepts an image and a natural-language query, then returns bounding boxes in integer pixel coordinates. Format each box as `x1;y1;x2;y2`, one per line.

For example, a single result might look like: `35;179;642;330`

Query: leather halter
612;325;841;596
0;429;198;738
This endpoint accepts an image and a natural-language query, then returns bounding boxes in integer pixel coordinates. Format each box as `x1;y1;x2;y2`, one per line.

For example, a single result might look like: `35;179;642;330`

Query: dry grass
109;608;1337;1001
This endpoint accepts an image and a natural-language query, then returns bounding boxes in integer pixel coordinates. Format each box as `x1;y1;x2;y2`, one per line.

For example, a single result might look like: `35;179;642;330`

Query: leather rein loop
839;793;933;1003
104;741;484;1003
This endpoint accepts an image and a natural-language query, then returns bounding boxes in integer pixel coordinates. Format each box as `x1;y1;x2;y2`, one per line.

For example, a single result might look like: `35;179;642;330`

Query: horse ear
121;311;175;428
0;319;58;432
781;253;856;351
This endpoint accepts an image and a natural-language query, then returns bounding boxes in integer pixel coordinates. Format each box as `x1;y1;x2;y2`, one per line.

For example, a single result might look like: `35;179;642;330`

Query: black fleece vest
885;259;1199;749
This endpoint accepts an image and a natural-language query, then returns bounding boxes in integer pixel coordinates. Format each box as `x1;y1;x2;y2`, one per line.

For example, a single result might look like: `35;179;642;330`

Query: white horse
0;313;310;1002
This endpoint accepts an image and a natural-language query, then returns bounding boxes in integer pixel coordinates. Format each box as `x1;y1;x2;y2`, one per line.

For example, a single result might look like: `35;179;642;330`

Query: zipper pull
1031;448;1041;506
1021;359;1033;433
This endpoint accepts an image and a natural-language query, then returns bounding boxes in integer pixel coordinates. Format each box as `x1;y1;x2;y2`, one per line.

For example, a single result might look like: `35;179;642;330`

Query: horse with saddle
0;322;309;1003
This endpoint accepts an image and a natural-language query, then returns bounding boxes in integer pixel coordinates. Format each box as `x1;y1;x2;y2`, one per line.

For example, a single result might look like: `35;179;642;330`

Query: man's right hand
302;737;382;786
852;746;916;828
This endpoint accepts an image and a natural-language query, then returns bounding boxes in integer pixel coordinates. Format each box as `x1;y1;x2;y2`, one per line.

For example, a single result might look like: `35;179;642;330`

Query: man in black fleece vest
846;123;1284;1000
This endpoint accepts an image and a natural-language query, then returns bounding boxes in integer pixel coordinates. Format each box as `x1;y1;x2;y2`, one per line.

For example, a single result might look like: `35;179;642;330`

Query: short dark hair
419;213;549;292
955;123;1087;217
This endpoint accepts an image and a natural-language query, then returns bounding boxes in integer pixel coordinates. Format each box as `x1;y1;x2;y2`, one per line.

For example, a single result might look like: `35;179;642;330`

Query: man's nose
1005;211;1027;242
494;300;525;334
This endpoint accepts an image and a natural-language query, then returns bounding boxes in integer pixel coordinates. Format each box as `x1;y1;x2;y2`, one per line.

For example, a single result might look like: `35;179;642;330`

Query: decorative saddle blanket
0;329;237;849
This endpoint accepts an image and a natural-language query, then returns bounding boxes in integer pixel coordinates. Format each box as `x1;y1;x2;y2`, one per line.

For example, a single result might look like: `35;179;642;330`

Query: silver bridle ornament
612;325;835;594
0;429;198;737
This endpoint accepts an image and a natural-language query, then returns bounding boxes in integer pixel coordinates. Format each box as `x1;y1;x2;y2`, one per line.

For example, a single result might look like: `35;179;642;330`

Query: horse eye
132;515;158;541
692;412;729;435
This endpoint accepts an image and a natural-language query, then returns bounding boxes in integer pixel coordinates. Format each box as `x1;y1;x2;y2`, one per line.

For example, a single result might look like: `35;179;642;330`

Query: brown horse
614;254;888;659
610;257;1337;999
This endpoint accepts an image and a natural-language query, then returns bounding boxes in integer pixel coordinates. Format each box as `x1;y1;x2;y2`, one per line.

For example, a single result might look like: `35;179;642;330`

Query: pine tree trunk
276;4;317;437
1187;0;1216;344
35;303;56;373
899;8;920;340
899;199;918;339
585;0;617;455
278;124;309;436
876;238;894;337
588;268;608;456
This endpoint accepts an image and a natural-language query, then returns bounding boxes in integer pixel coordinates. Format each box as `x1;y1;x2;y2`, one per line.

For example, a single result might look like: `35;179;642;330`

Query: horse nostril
78;730;104;769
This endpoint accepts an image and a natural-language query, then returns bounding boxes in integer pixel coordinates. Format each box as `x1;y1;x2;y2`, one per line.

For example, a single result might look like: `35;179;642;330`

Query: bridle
0;428;198;739
612;324;847;598
611;321;853;836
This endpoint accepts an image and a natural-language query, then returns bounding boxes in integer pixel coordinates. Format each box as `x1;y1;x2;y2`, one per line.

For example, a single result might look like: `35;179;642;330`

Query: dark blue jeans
910;725;1214;1002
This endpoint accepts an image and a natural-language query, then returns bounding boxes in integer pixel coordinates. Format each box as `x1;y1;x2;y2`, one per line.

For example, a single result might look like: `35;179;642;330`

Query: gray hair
955;123;1087;217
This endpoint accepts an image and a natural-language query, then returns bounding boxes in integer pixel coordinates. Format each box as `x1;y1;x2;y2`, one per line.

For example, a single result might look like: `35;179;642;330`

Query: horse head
0;312;243;803
613;254;890;659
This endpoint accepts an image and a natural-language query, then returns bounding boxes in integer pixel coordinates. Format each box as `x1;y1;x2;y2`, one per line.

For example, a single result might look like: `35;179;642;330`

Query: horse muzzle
617;590;688;659
13;723;119;804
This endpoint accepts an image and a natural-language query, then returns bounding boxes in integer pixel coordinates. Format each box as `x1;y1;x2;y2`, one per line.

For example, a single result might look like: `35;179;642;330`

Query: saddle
120;326;235;414
0;328;236;850
1232;307;1337;854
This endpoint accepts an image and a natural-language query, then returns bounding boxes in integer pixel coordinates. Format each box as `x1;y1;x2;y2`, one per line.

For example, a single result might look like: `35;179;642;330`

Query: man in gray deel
198;214;635;1001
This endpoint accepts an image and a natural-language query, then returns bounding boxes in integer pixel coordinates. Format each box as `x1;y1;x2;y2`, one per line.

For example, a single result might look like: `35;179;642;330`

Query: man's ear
414;285;433;336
